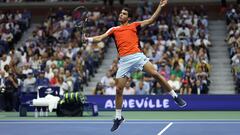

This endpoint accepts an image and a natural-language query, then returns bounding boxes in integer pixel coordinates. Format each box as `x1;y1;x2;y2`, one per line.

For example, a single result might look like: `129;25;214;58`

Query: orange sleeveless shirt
106;22;142;57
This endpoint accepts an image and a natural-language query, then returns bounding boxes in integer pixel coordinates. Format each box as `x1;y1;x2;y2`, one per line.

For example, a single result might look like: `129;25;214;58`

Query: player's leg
115;77;128;118
111;77;128;132
143;61;187;107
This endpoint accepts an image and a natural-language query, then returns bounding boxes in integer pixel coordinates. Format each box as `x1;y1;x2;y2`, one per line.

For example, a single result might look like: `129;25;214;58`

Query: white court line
1;119;240;121
0;121;164;124
157;122;173;135
1;121;240;124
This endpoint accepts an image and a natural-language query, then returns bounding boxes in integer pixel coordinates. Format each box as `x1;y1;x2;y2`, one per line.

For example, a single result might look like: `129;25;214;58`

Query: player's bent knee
116;87;123;96
116;90;123;96
150;71;160;79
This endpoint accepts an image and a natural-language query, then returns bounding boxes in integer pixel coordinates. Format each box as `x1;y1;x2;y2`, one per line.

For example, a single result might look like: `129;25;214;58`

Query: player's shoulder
108;26;121;31
130;21;141;26
107;26;119;34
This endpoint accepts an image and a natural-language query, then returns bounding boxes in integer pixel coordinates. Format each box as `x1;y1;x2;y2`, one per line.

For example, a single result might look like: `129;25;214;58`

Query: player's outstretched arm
84;32;109;43
139;0;168;27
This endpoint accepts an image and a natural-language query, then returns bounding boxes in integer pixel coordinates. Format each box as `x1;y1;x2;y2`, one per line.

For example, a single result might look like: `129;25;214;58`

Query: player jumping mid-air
84;0;187;132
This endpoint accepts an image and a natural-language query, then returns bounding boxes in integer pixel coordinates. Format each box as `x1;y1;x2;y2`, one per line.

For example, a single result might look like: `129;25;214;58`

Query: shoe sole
178;102;187;108
111;119;125;132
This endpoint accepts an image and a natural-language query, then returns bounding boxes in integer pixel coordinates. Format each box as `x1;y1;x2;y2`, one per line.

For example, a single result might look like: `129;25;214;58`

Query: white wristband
87;38;93;43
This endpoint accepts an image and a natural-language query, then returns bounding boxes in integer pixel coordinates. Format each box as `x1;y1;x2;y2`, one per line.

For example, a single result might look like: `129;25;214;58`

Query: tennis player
84;0;186;132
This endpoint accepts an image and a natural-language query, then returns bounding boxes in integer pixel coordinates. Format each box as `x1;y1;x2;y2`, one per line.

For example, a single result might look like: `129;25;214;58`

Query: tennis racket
72;6;89;42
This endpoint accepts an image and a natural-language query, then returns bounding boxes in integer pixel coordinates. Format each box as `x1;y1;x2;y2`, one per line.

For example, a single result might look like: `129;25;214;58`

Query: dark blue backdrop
86;95;240;111
2;92;239;111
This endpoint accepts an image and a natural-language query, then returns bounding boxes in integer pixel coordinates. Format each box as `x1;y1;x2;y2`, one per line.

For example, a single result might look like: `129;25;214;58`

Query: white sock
169;90;178;98
115;109;122;119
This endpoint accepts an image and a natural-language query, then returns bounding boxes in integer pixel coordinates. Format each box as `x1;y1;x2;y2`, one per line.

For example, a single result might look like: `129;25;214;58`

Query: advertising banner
86;95;240;111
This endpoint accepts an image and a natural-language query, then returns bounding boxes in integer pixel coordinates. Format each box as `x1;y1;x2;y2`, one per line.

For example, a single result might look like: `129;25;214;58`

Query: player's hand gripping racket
72;6;89;42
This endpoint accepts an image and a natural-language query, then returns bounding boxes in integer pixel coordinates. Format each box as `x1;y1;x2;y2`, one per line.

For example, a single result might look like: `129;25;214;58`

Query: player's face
118;9;129;23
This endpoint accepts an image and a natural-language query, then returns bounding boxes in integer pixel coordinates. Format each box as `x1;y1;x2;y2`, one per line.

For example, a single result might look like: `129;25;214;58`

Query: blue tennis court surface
0;120;240;135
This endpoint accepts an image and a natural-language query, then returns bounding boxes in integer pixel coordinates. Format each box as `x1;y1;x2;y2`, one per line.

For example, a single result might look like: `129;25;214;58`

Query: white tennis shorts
116;53;149;78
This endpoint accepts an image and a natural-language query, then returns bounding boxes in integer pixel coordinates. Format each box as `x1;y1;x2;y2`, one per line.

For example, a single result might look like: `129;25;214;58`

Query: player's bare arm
139;0;168;27
84;32;109;43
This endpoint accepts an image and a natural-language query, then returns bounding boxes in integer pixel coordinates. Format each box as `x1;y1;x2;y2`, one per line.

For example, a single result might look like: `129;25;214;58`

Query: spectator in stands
0;71;4;88
9;49;21;66
151;81;163;95
135;78;150;95
91;43;102;69
105;79;116;95
1;29;14;50
149;50;162;64
180;77;192;95
72;66;85;91
158;63;171;80
167;75;181;93
35;71;49;88
58;76;66;96
3;72;19;111
231;48;240;91
170;62;184;79
192;79;208;95
64;69;74;92
63;57;74;71
22;72;36;93
93;82;105;95
0;71;5;111
194;34;212;48
176;24;190;44
226;8;238;24
46;56;57;68
131;70;144;83
123;80;135;95
0;39;7;55
143;72;154;93
29;54;41;71
196;59;211;76
22;9;31;29
195;65;209;94
231;47;240;67
45;67;54;81
0;54;11;73
50;69;60;86
101;70;114;89
21;63;33;76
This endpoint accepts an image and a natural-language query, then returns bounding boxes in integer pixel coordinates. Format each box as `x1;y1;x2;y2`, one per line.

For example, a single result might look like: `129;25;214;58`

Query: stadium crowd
0;9;31;54
0;6;116;111
225;5;240;93
0;3;213;111
0;9;31;111
94;2;212;96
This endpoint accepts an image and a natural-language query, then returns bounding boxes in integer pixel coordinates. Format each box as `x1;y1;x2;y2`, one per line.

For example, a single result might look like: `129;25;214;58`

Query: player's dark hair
122;7;132;18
